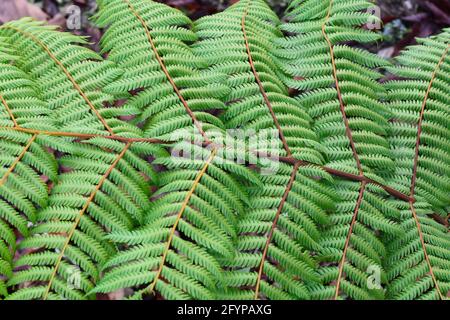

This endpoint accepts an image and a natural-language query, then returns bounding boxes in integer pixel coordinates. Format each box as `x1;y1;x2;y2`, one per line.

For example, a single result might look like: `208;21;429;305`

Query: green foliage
0;37;58;297
274;0;392;177
270;0;403;300
383;28;450;300
0;19;134;136
193;0;334;299
384;205;450;300
0;0;448;301
386;28;450;215
94;144;260;299
0;18;165;300
94;0;230;141
193;0;324;163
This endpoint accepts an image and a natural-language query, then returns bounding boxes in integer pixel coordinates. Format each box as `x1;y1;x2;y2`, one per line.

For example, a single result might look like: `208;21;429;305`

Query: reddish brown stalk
0;134;37;186
122;0;211;145
321;0;362;175
0;126;412;203
321;1;371;297
409;202;444;300
2;26;115;136
0;94;18;127
278;156;412;202
334;181;366;299
430;214;448;228
0;126;167;144
145;148;217;296
407;44;449;301
241;1;292;157
254;161;301;299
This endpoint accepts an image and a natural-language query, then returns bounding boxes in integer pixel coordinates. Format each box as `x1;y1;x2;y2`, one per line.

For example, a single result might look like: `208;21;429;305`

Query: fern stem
278;156;412;202
254;161;301;299
0;25;115;136
122;0;211;145
0;127;413;203
0;126;168;144
0;94;18;127
430;213;449;228
334;181;366;300
0;133;37;186
321;0;363;175
406;44;449;300
146;148;218;297
42;141;132;300
241;0;292;157
409;202;444;300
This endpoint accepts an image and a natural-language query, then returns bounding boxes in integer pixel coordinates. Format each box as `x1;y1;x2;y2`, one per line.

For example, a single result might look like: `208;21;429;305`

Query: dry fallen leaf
0;0;48;24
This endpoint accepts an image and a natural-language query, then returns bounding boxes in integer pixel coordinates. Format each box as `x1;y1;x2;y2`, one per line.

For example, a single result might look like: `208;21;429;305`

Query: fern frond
6;139;163;300
94;0;229;142
269;0;410;300
191;0;339;300
386;29;450;215
93;143;260;299
193;0;324;163
0;37;55;130
0;18;139;138
275;0;393;177
312;182;404;300
0;131;58;297
218;161;340;300
0;0;447;302
384;203;450;300
383;29;450;300
0;38;59;297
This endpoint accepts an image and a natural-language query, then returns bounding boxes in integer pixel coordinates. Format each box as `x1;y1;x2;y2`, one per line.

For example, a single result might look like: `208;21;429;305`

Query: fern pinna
0;19;164;300
193;0;337;300
0;0;448;301
383;29;450;300
273;0;410;300
93;0;230;141
0;37;58;297
92;0;262;299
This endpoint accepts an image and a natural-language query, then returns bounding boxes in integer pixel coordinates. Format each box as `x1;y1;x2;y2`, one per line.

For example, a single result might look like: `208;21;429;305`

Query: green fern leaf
94;0;230;141
94;144;261;299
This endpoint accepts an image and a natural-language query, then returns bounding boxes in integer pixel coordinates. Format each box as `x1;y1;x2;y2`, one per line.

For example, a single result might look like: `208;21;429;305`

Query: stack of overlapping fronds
0;0;448;300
